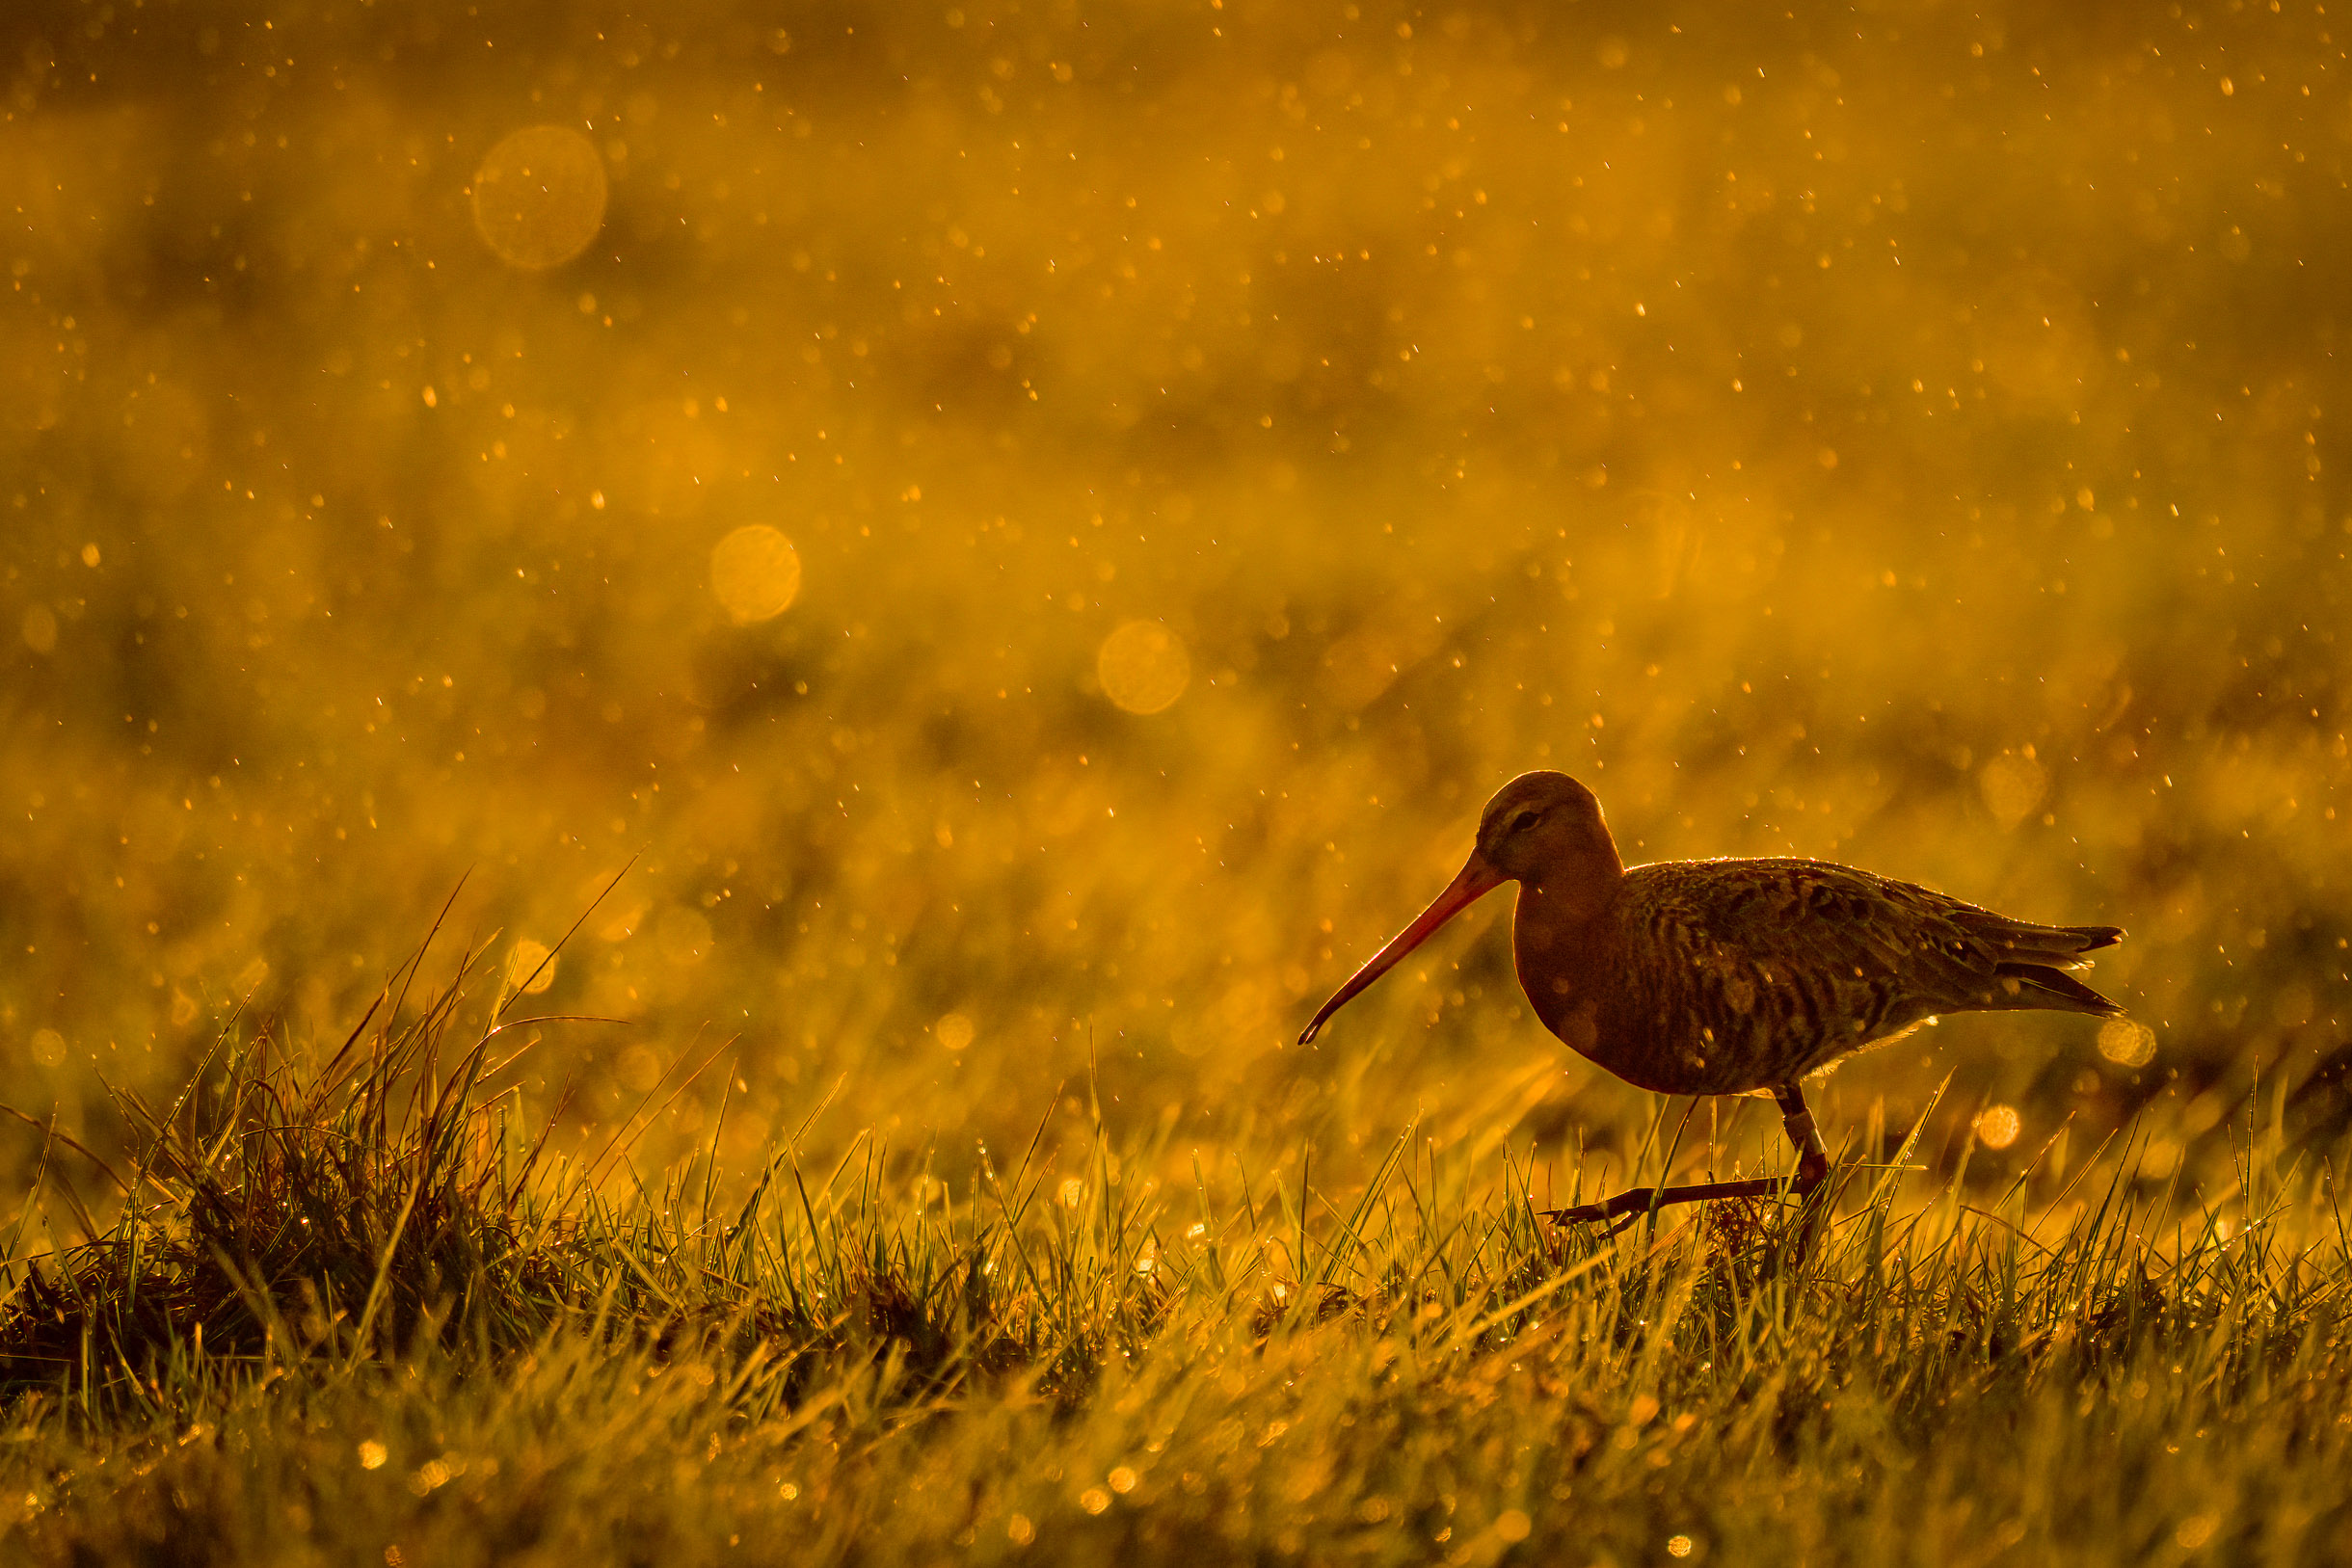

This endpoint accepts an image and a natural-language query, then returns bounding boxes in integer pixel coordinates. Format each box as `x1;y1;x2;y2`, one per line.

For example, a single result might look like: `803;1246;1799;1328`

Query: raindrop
1975;1104;2022;1150
2097;1019;2156;1069
1979;754;2047;829
504;939;558;996
1097;620;1190;714
709;525;803;625
471;125;609;270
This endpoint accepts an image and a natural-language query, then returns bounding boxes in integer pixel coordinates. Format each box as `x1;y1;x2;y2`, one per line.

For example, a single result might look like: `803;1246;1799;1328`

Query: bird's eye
1510;810;1540;834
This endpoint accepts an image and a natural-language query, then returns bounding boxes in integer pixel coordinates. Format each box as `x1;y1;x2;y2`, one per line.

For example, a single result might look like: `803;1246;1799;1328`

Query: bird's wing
1616;859;2003;1088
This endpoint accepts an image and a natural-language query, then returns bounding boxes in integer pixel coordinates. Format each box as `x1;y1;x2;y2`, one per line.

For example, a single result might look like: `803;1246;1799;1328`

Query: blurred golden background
3;1;2347;1192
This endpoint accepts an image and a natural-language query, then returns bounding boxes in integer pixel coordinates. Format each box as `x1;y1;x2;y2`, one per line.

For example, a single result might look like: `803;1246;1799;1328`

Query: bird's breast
1511;893;1739;1095
1510;900;1631;1072
1510;903;1583;1029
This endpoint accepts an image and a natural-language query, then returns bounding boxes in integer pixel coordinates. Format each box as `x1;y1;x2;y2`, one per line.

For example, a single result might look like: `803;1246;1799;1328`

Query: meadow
3;0;2351;1560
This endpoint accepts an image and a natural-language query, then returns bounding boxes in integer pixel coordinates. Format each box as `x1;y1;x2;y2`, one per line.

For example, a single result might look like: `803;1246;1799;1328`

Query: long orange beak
1297;850;1508;1045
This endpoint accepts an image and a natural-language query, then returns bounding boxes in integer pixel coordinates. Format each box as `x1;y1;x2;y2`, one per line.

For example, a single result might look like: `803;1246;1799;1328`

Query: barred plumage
1555;856;2122;1096
1299;771;2125;1236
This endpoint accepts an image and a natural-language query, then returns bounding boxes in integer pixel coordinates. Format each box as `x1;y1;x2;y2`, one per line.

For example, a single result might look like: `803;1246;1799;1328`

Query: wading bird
1298;771;2125;1231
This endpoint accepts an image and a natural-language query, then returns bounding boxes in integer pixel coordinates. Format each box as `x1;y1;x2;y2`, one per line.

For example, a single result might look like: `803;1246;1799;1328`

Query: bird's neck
1515;864;1621;933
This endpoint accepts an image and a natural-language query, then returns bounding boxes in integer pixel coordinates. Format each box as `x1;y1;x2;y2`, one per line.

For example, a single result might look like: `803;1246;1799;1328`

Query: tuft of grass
2;953;2350;1562
0;929;1189;1419
0;929;569;1403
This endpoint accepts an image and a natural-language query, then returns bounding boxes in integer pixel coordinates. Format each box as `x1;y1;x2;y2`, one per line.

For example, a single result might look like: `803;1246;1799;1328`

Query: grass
2;934;2347;1565
8;3;2352;1560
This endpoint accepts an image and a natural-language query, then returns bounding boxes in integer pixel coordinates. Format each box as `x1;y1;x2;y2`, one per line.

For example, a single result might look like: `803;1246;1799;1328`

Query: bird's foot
1543;1174;1802;1229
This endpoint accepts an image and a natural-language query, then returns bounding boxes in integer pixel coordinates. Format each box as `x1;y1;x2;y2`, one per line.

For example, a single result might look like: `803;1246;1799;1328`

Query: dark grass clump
0;935;576;1400
0;923;1182;1419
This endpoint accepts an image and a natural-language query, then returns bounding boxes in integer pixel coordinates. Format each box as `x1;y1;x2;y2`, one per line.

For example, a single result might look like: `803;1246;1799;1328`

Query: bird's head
1296;771;1623;1045
1471;770;1620;889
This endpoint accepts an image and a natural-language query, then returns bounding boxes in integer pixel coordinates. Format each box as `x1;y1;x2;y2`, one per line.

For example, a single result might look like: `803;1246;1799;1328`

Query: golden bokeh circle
709;525;803;625
1975;1103;2022;1150
505;938;558;996
1097;620;1190;714
471;125;609;270
1978;753;2047;829
2097;1018;2157;1069
936;1013;976;1051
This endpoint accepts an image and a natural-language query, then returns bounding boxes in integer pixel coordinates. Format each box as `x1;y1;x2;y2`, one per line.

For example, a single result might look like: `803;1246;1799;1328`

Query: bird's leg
1545;1081;1836;1233
1771;1081;1831;1193
1771;1080;1834;1262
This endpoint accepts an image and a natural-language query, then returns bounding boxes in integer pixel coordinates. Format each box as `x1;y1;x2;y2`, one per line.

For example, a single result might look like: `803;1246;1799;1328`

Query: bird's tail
1959;913;2124;970
1986;962;2125;1017
1950;912;2125;1016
